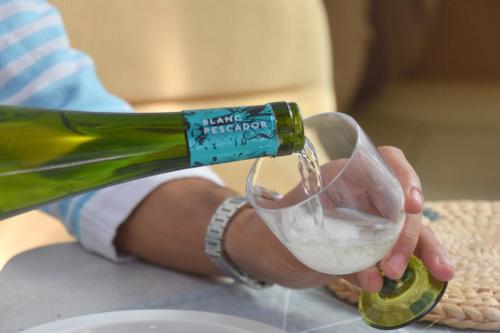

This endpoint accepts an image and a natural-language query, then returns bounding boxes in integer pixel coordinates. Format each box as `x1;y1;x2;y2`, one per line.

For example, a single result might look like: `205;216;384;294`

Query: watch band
205;196;272;289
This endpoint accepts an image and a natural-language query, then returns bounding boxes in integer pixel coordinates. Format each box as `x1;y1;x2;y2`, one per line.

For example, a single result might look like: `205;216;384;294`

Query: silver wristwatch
205;196;272;289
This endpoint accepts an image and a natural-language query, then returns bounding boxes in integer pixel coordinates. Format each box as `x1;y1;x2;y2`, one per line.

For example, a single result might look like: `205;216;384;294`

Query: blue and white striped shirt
0;0;222;260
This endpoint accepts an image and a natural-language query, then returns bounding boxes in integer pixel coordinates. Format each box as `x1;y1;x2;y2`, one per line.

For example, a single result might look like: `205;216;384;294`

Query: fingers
378;146;423;214
341;267;382;293
338;226;453;292
415;224;455;281
380;213;422;280
357;267;383;292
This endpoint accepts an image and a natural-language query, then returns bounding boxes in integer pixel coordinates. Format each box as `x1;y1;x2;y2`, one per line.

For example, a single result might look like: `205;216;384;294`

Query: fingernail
387;253;406;276
411;187;423;206
437;252;454;268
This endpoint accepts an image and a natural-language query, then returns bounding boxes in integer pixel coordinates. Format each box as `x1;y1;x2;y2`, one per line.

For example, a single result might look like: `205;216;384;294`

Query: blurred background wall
324;0;500;200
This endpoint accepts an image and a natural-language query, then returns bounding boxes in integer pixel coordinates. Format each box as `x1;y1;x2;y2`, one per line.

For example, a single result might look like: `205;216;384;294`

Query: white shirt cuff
77;167;224;262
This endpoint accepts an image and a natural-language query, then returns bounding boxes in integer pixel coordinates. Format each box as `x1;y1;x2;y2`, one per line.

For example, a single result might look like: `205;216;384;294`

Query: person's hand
225;146;455;290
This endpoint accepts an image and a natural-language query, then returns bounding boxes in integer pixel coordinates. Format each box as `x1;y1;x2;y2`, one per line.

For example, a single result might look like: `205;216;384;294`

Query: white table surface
0;243;477;333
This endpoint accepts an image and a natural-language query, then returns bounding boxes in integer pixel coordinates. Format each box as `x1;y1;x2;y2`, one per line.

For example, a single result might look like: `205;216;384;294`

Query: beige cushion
51;0;334;112
50;0;336;193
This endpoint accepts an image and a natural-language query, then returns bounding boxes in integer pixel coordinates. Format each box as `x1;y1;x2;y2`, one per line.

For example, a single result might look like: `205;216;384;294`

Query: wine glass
246;112;446;329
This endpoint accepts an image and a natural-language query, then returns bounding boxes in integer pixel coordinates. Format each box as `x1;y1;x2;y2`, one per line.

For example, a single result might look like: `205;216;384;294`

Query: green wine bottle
0;101;304;219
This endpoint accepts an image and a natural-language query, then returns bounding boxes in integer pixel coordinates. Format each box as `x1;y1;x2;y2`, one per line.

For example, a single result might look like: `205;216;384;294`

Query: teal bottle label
184;104;279;167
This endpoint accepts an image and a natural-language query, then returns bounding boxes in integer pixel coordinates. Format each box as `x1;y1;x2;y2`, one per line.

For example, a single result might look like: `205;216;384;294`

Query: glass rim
246;111;362;212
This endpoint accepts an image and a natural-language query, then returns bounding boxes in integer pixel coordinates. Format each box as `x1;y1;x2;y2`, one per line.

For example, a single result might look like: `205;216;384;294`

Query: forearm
113;177;317;285
114;178;238;276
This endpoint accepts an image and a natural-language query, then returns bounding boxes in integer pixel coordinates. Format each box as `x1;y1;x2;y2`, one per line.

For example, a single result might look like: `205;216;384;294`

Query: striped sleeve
0;0;224;261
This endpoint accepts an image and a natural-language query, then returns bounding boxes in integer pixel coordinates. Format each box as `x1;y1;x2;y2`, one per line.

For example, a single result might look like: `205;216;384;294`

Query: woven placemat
328;200;500;331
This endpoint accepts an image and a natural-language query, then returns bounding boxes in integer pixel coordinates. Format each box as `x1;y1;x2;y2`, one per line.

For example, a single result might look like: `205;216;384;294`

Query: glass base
359;256;447;330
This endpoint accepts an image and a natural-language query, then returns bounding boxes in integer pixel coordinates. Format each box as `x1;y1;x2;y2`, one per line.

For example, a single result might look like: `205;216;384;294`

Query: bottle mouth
287;102;305;153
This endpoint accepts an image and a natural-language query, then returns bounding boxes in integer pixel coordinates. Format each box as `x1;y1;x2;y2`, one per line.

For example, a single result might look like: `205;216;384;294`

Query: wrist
224;206;287;284
205;197;271;288
225;205;325;289
224;207;263;278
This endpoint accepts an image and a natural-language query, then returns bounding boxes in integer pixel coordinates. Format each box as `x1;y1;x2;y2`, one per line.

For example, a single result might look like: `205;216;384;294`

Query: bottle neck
270;102;305;156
